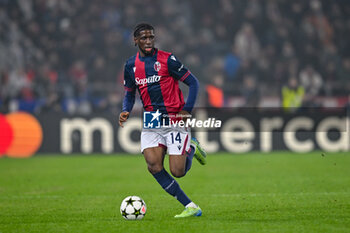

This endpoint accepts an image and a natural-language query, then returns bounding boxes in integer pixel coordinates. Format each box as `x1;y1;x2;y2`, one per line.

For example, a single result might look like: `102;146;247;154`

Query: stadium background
0;0;350;156
1;1;350;233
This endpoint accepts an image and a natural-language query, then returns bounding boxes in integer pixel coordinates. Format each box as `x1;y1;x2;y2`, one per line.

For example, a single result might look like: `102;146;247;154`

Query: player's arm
168;55;199;113
119;64;136;127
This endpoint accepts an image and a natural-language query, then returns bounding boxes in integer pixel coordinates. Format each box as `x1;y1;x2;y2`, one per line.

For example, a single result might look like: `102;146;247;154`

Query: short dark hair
133;23;154;37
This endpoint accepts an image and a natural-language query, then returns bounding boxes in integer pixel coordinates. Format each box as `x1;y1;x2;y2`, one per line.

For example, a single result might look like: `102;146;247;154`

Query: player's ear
134;38;137;46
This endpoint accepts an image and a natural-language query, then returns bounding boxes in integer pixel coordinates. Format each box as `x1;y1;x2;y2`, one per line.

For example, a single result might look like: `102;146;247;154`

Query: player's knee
170;168;185;178
147;164;163;175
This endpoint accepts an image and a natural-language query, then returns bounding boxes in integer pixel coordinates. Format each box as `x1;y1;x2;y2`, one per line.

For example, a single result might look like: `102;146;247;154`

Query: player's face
134;30;155;56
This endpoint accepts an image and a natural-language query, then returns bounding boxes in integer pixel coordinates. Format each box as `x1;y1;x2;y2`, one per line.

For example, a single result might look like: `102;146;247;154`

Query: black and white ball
120;196;147;220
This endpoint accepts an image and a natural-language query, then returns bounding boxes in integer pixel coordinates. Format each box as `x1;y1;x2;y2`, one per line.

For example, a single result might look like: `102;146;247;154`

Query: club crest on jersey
154;61;161;72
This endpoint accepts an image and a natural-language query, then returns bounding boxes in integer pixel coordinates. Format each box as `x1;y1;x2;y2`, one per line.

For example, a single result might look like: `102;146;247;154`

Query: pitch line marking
208;192;350;197
0;192;349;200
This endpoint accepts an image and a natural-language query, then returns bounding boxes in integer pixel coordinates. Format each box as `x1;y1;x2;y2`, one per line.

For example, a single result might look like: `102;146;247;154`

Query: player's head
133;23;155;56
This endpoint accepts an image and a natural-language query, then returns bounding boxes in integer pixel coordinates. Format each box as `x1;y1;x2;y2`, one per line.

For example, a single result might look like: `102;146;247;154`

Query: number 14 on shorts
170;132;182;144
167;131;189;153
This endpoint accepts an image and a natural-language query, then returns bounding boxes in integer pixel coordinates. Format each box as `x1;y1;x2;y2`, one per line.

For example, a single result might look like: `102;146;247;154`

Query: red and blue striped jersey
124;49;192;114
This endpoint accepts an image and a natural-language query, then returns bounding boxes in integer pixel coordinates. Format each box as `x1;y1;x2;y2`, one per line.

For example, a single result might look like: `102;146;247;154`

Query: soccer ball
120;196;147;220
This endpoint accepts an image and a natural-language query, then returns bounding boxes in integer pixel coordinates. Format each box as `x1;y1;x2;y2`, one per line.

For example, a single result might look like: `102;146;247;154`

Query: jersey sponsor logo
178;64;184;72
154;61;161;71
135;75;161;86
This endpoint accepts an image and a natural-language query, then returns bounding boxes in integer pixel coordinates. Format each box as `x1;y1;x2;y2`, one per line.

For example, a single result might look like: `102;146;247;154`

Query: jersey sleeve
124;63;136;91
167;54;199;113
167;54;191;82
122;63;136;112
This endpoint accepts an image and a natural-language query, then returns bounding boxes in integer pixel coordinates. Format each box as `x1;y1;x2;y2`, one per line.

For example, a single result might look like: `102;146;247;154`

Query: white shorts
141;126;191;155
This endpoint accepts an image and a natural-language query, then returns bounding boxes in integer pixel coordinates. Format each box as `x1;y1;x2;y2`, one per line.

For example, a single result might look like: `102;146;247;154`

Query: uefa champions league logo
143;110;162;128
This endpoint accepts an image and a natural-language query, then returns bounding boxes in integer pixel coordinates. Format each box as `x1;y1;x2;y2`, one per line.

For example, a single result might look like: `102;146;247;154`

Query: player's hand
119;112;130;127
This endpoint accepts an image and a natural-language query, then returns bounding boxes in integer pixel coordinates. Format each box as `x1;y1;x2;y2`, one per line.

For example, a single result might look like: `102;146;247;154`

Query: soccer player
119;23;207;218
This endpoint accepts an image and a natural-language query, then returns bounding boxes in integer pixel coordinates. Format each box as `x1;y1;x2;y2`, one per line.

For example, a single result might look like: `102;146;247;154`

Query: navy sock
185;145;195;174
152;169;191;206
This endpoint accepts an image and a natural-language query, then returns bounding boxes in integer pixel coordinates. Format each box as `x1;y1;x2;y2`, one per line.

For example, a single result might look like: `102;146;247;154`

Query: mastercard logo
0;112;43;158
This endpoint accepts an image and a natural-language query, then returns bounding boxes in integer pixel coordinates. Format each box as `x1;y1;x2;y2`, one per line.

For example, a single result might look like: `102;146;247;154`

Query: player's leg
141;130;196;215
191;137;207;165
144;148;196;212
143;147;165;174
167;129;202;218
168;154;186;178
168;154;202;218
167;128;195;177
141;130;166;174
168;147;196;177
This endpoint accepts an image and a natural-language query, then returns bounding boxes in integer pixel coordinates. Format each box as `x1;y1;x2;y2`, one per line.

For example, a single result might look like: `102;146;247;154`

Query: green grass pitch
0;152;349;233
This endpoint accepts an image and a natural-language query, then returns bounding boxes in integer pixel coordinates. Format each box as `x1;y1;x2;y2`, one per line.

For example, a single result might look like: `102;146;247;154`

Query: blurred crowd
0;0;349;114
